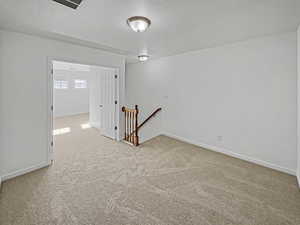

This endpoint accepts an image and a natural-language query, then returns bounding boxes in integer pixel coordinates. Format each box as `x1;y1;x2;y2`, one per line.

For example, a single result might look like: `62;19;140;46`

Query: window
74;79;88;89
54;80;68;89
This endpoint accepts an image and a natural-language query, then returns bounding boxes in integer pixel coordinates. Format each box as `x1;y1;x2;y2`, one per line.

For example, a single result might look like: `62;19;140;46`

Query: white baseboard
297;173;300;188
163;132;296;176
0;177;2;189
140;133;163;144
54;111;89;118
1;161;50;182
89;121;100;130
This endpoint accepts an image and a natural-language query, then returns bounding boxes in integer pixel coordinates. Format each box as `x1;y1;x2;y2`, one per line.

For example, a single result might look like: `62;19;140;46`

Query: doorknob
99;105;103;107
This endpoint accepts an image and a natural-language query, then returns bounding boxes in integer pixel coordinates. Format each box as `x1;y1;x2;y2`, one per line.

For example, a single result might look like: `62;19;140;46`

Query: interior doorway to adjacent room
48;60;120;162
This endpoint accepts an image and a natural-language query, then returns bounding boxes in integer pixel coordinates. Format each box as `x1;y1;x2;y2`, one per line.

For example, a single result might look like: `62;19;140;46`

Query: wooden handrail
122;106;162;146
129;107;162;139
137;107;162;131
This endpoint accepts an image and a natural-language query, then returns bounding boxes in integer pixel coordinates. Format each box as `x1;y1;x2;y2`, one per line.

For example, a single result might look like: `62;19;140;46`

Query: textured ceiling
0;0;299;62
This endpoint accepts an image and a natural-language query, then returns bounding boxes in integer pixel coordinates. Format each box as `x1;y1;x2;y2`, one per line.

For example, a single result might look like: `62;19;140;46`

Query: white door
99;68;117;139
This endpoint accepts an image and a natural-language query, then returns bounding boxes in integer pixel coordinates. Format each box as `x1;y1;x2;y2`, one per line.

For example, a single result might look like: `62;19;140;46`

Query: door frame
46;57;121;163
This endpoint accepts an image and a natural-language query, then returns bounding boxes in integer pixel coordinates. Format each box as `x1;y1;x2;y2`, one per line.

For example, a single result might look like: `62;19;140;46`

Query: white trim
54;111;90;118
163;132;296;176
89;121;100;130
1;162;50;181
115;68;120;141
47;58;54;164
140;133;163;144
0;177;2;189
297;164;300;187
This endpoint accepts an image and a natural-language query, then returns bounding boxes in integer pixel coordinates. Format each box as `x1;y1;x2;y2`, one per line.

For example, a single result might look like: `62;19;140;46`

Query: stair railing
122;105;162;146
122;105;139;146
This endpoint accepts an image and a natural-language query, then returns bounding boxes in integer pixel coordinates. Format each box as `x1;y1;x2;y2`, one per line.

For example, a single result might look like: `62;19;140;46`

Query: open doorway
48;60;120;162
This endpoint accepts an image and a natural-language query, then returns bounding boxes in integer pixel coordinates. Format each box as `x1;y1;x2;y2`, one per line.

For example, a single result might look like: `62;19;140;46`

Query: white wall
297;26;300;183
53;69;90;117
125;60;165;143
126;32;297;174
0;29;125;180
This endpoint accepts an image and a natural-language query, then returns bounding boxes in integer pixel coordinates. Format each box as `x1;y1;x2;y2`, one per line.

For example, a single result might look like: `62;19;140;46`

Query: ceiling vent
53;0;83;9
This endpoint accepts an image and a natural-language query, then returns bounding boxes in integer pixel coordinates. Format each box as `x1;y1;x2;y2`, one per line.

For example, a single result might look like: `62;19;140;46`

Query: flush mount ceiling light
127;16;151;32
138;55;149;62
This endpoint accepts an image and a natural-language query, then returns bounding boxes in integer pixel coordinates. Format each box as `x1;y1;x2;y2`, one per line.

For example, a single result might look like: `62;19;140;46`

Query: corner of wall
297;24;300;188
1;161;50;182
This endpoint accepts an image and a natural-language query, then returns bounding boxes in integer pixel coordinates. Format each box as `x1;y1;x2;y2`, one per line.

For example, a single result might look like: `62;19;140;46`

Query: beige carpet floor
0;113;300;225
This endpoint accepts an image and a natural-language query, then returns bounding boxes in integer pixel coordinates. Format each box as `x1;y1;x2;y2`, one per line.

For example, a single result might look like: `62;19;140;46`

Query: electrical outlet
217;136;222;142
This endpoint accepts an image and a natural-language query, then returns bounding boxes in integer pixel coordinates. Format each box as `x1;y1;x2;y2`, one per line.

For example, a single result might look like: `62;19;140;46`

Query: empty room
52;60;120;164
0;1;300;225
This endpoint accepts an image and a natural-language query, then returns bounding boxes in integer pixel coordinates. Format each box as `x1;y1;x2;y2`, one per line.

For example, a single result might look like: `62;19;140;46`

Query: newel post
122;106;126;141
134;105;139;146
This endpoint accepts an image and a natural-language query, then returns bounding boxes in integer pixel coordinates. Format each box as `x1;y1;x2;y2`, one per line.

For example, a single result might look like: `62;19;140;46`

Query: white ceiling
0;0;300;62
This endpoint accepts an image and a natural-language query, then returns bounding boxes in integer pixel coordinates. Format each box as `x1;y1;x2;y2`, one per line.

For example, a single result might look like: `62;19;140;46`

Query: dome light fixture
127;16;151;32
138;54;149;62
